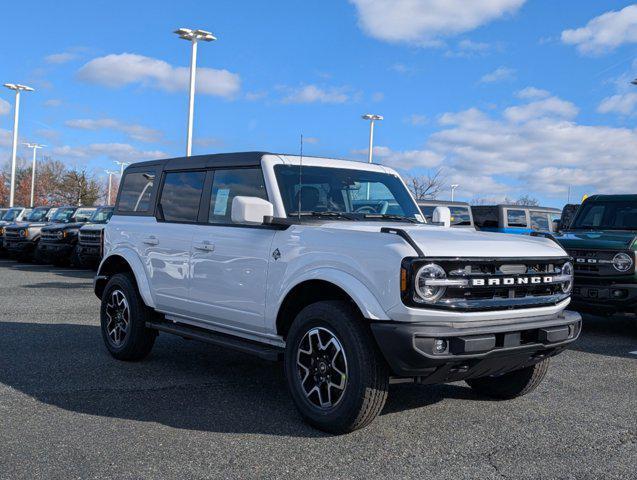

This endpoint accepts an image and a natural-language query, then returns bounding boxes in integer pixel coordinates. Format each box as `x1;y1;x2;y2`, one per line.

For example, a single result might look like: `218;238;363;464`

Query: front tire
100;273;156;361
466;358;550;399
284;301;389;434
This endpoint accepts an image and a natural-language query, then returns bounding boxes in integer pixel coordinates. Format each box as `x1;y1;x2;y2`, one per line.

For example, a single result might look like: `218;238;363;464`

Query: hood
556;230;637;250
318;222;567;258
42;222;85;232
10;221;49;228
80;223;106;231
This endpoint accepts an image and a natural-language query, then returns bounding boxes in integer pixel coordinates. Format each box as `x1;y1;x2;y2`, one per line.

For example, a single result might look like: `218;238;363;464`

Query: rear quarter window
116;169;158;214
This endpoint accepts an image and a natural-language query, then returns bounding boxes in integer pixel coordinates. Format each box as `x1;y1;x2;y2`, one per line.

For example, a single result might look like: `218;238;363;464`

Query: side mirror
231;196;274;225
432;206;451;228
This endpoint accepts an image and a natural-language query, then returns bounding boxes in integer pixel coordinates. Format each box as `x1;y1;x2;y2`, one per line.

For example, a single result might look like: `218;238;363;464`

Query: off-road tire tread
285;300;389;434
101;273;156;361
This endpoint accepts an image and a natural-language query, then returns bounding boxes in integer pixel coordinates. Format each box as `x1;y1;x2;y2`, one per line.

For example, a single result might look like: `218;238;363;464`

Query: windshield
73;208;97;222
418;205;472;226
571;201;637;230
2;208;23;222
274;165;422;221
90;207;114;224
51;208;77;223
25;208;50;222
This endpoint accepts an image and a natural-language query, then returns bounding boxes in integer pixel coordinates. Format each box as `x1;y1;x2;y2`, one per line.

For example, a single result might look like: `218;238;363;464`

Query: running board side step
146;320;283;361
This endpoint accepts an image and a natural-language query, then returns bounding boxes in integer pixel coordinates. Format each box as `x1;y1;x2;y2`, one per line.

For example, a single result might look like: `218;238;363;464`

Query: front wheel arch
95;253;154;308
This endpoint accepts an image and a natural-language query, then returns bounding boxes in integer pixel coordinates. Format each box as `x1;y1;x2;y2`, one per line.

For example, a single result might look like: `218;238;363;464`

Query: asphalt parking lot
0;259;635;480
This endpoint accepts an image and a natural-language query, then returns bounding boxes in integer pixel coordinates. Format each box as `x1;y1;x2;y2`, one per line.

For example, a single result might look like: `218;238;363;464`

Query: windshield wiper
361;213;419;223
292;211;360;220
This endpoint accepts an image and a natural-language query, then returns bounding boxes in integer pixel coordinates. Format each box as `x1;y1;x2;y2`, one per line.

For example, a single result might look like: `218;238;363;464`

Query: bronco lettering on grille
471;276;555;287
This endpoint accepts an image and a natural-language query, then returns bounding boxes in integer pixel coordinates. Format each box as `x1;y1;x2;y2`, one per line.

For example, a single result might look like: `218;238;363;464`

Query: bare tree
512;194;540;206
404;168;445;200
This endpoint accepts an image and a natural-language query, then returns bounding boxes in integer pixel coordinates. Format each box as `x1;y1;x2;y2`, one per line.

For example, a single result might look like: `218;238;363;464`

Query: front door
189;167;275;334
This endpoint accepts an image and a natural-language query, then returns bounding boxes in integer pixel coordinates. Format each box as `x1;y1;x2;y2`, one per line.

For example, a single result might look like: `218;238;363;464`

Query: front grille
403;257;571;311
79;230;102;245
41;231;60;242
4;229;21;239
566;249;634;276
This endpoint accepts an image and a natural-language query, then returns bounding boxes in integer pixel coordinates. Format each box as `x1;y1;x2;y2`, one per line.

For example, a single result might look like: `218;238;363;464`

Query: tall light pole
174;28;217;157
361;114;383;164
23;143;45;207
450;184;459;201
114;161;130;177
105;170;117;205
4;83;34;207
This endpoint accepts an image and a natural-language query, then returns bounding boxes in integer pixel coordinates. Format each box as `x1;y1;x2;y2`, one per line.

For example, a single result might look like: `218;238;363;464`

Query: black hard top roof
127;152;275;171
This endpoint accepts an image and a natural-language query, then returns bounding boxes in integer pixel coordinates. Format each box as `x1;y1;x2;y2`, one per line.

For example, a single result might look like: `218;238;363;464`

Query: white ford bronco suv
95;152;581;433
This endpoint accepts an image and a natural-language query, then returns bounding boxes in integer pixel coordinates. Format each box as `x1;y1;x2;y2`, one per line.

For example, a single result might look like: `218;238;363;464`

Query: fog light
568;324;576;338
612;289;627;299
433;339;447;354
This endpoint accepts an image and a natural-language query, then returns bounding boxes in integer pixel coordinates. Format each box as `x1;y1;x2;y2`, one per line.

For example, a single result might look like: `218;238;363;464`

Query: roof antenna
297;133;303;220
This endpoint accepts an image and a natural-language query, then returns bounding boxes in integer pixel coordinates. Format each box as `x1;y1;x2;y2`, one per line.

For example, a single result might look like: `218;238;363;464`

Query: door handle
193;240;214;252
142;235;159;246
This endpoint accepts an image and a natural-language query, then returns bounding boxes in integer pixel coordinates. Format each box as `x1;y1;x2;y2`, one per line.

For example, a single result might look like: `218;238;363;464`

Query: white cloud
0;128;11;147
364;92;637;199
281;85;353;104
390;63;416;75
0;98;10;115
561;5;637;55
350;0;525;45
78;53;241;98
446;39;494;57
45;52;78;64
515;87;551;99
304;137;320;144
503;96;578;123
65;118;162;143
245;91;267;101
44;99;63;107
598;92;637;115
405;114;428;126
52;143;165;163
353;145;444;170
480;66;516;83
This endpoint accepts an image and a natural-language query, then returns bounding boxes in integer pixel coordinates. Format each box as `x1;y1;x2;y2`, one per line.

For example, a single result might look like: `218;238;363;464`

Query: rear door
146;170;206;316
189;167;276;333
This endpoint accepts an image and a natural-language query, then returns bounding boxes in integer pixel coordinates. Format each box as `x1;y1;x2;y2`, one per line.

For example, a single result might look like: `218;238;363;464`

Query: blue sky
1;0;637;207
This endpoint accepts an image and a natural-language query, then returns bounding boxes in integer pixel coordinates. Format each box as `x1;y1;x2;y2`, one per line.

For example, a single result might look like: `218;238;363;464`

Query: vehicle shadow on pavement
0;321;467;437
6;261;95;279
567;313;637;359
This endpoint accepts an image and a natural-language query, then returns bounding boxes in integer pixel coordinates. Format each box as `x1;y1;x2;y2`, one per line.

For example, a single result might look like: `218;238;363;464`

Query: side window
118;171;156;213
208;168;267;224
419;206;435;222
506;209;527;228
159;171;206;222
530;211;549;231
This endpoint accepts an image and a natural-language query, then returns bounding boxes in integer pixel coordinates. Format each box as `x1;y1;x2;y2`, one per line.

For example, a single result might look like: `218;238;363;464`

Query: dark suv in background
77;206;114;267
37;207;97;266
555;194;637;315
3;207;57;261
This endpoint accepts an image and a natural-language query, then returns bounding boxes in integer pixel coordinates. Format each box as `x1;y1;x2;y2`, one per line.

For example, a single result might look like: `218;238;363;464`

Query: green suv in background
555;194;637;315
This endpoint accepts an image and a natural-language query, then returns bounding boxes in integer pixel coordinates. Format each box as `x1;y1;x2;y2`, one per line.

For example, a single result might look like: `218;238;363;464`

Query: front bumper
77;244;102;263
371;310;581;380
5;239;35;254
571;282;637;313
37;242;75;259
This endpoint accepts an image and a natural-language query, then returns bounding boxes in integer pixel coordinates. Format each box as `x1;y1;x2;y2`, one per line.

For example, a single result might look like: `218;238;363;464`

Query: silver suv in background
3;207;58;261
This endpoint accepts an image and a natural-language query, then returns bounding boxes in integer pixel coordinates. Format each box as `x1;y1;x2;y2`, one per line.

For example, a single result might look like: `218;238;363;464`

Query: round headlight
57;231;65;240
18;229;27;238
561;261;573;294
612;252;633;272
414;263;447;303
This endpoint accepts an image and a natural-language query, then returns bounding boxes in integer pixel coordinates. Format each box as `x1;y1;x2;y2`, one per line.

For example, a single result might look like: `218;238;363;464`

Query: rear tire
100;273;156;361
284;300;389;434
466;358;550;399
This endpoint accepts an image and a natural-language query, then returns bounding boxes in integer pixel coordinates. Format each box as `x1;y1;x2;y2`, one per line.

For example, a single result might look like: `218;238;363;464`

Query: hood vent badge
499;264;527;275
